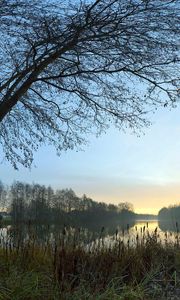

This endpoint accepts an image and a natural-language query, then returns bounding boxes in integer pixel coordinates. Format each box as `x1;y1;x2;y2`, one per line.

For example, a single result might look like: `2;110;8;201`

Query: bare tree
0;0;179;168
118;202;134;212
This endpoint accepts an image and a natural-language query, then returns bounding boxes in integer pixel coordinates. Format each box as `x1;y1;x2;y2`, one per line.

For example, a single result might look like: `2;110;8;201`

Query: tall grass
0;225;180;299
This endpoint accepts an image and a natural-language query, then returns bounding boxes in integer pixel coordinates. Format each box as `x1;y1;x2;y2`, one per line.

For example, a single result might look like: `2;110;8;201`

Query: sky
1;105;180;215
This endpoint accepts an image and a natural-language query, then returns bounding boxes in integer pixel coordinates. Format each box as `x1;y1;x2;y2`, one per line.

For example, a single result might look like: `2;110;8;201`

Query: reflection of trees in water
6;225;93;246
79;219;135;234
5;224;54;247
6;220;178;250
5;219;136;246
5;220;180;250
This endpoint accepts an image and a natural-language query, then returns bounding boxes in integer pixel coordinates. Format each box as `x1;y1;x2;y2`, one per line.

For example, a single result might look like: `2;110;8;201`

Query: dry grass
0;226;180;299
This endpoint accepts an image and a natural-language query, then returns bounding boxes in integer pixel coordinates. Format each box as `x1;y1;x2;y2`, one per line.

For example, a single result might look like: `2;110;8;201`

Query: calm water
0;220;179;247
99;220;174;247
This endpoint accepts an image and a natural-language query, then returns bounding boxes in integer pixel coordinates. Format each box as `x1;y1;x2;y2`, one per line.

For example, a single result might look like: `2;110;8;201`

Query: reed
0;226;180;299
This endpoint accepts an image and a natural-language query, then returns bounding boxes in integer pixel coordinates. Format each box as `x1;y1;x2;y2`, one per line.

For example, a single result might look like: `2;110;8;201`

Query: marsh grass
0;226;180;299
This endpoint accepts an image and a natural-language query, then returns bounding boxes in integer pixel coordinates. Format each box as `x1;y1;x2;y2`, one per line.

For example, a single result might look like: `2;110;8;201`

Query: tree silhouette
0;0;179;168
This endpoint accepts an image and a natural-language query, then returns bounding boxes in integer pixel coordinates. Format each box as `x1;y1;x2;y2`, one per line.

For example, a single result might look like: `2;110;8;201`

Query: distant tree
118;202;134;212
10;182;27;222
158;204;180;223
108;204;118;212
0;0;179;168
158;207;169;220
0;181;8;210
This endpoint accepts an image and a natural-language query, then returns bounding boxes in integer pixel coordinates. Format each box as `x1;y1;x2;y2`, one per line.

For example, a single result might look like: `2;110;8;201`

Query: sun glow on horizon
2;106;180;214
135;207;159;215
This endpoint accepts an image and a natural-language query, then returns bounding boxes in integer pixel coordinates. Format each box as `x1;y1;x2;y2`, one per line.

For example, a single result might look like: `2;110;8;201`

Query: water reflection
134;220;158;231
1;220;180;248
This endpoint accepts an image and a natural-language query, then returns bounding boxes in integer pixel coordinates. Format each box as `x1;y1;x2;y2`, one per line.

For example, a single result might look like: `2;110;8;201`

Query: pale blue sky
1;105;180;214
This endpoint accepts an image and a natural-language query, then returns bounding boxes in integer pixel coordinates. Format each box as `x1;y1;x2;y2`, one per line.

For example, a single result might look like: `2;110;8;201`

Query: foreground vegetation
1;226;180;300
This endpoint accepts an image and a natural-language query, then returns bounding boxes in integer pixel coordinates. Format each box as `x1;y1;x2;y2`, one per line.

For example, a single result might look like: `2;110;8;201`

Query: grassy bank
1;228;180;299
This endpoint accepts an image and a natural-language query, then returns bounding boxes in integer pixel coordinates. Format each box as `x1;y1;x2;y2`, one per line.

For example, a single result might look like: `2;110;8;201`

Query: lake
1;219;180;249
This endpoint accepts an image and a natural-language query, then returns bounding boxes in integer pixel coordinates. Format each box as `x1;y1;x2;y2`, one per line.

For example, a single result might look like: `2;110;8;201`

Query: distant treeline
0;181;138;227
158;205;180;222
157;205;180;232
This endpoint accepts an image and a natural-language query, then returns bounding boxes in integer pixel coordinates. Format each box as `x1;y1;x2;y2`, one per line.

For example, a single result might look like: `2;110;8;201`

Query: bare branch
0;0;179;168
